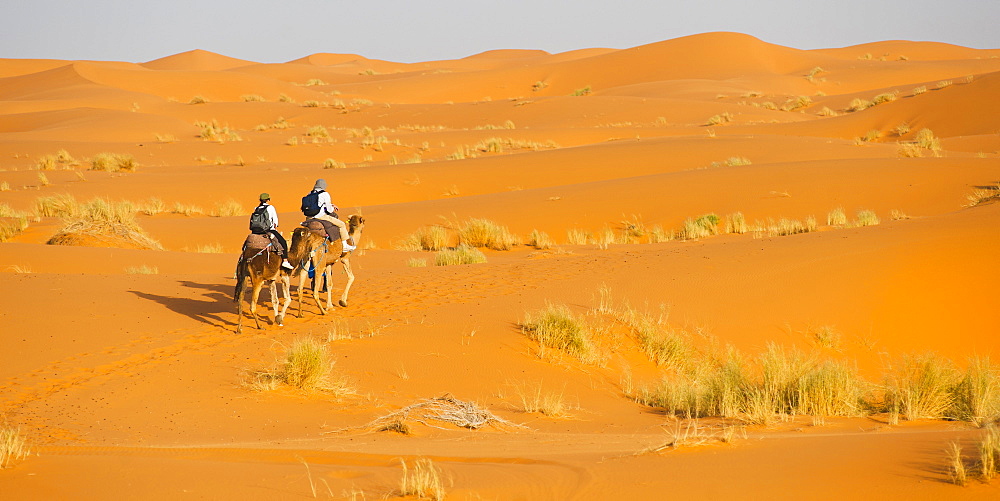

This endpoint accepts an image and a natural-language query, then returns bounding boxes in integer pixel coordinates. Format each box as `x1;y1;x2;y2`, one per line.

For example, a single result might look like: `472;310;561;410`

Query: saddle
302;218;340;241
241;232;283;259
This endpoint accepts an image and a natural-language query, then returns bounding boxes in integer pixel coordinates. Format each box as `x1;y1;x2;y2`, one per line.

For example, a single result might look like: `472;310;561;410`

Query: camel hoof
339;300;348;308
275;315;284;326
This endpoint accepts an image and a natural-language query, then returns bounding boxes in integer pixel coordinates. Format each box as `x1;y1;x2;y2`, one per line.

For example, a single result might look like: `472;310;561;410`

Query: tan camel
289;215;365;316
233;235;291;333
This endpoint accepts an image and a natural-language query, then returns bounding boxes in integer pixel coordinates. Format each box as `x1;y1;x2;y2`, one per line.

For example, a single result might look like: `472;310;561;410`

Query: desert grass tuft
528;229;554;250
459;218;516;250
0;216;29;243
125;265;159;274
915;128;942;153
0;426;29;469
399;458;445;501
209;199;243;217
681;214;720;240
514;382;573;418
854;209;880;227
980;426;1000;481
35;193;79;217
566;228;590;245
884;354;956;420
947;441;968;486
407;258;427;267
282;338;332;390
47;197;162;250
90;152;137;172
397;225;449;251
952;357;1000;426
725;212;747;234
522;303;598;364
323;158;346;169
706;112;734;126
434;244;487;266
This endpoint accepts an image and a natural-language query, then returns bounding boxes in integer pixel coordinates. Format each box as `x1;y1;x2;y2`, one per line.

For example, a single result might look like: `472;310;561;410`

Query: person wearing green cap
249;192;293;270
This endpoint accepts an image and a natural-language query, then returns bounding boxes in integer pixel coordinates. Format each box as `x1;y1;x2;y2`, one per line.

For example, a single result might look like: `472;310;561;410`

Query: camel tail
234;259;248;302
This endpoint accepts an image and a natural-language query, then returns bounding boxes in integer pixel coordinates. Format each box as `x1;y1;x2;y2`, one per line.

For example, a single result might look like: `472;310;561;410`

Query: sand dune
1;33;999;500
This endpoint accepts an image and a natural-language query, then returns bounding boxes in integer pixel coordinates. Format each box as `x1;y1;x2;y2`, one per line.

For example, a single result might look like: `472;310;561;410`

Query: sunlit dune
1;31;999;499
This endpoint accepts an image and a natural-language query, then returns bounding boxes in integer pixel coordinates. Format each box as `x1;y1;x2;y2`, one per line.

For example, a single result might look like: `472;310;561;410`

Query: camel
233;234;291;333
289;215;365;316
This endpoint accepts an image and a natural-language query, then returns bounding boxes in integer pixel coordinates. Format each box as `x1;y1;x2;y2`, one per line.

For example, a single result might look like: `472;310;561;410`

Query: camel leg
250;279;264;330
268;280;282;326
236;283;245;334
339;256;354;308
277;275;292;325
313;257;327;315
295;267;308;317
323;264;335;311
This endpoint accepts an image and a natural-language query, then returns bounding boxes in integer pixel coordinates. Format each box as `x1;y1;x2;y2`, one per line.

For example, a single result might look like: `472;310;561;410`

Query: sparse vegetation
407;258;427;267
706;112;734;126
90;152;138;172
947;441;968;486
513;382;572;418
209;199;243;217
241;94;265;102
459;218;517;250
125;265;159;274
855;209;880;227
47;197;162;250
397;225;449;251
0;426;29;468
323;158;346;169
570;85;592;96
434;245;487;266
189;95;208;104
522;303;599;364
725;212;747;234
399;458;445;501
681;214;720;240
528;229;554;250
566;228;590;245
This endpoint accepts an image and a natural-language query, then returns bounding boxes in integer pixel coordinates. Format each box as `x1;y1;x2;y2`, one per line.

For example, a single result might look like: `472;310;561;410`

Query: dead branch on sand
327;393;528;434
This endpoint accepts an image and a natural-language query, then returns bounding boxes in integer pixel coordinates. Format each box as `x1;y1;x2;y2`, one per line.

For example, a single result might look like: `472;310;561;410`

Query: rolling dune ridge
1;32;999;499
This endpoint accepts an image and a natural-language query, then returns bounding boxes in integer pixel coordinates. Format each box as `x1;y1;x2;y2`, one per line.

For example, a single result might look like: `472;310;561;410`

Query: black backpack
301;190;323;217
249;204;271;234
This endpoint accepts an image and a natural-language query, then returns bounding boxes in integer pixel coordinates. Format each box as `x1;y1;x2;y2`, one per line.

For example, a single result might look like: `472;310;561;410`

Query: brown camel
289;215;365;316
233;234;291;333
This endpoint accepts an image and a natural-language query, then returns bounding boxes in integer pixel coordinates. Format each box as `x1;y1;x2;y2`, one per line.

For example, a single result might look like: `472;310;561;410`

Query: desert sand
1;32;999;499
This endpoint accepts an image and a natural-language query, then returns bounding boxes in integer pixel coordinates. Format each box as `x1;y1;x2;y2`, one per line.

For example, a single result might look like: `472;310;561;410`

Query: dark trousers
267;230;288;259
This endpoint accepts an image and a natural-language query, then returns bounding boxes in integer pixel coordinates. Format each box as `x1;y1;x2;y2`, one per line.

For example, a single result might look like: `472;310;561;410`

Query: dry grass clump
948;441;968;486
848;98;873;112
397;225;449;251
706;112;734;126
570;85;592;96
566;228;590;245
125;265;159;274
912;85;928;95
965;183;1000;207
811;326;842;351
400;458;445;501
635;345;868;422
620;305;690;370
189;95;208;104
859;129;882;142
681;214;720;240
937;80;954;89
883;354;956;420
241;94;265;102
47;197;162;250
952;357;1000;427
35;193;79;217
209;199;243;217
981;426;1000;481
893;122;911;136
898;142;924;157
434;244;487;266
90;152;137;172
282;338;334;390
710;156;752;168
915;128;942;152
306;125;330;138
0;214;29;243
854;209;880;227
340;394;525;435
765;217;817;236
528;229;554;249
871;92;898;105
725;212;747;234
459;218;516;250
817;106;839;117
522;304;599;364
1;426;30;469
513;382;573;418
323;158;346;169
196;119;242;142
407;258;427;267
781;95;812;111
304;78;328;86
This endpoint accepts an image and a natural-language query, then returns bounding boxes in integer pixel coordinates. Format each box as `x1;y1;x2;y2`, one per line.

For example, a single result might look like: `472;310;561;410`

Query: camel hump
242;233;282;258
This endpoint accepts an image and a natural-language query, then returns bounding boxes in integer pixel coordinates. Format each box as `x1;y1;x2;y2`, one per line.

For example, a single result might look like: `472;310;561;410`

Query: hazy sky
3;0;997;63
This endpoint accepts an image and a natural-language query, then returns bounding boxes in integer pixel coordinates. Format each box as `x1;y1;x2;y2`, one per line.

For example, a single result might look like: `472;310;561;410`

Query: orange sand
1;32;999;499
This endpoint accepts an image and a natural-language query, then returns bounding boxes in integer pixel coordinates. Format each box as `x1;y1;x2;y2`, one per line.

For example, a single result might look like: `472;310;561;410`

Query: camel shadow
129;279;279;328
